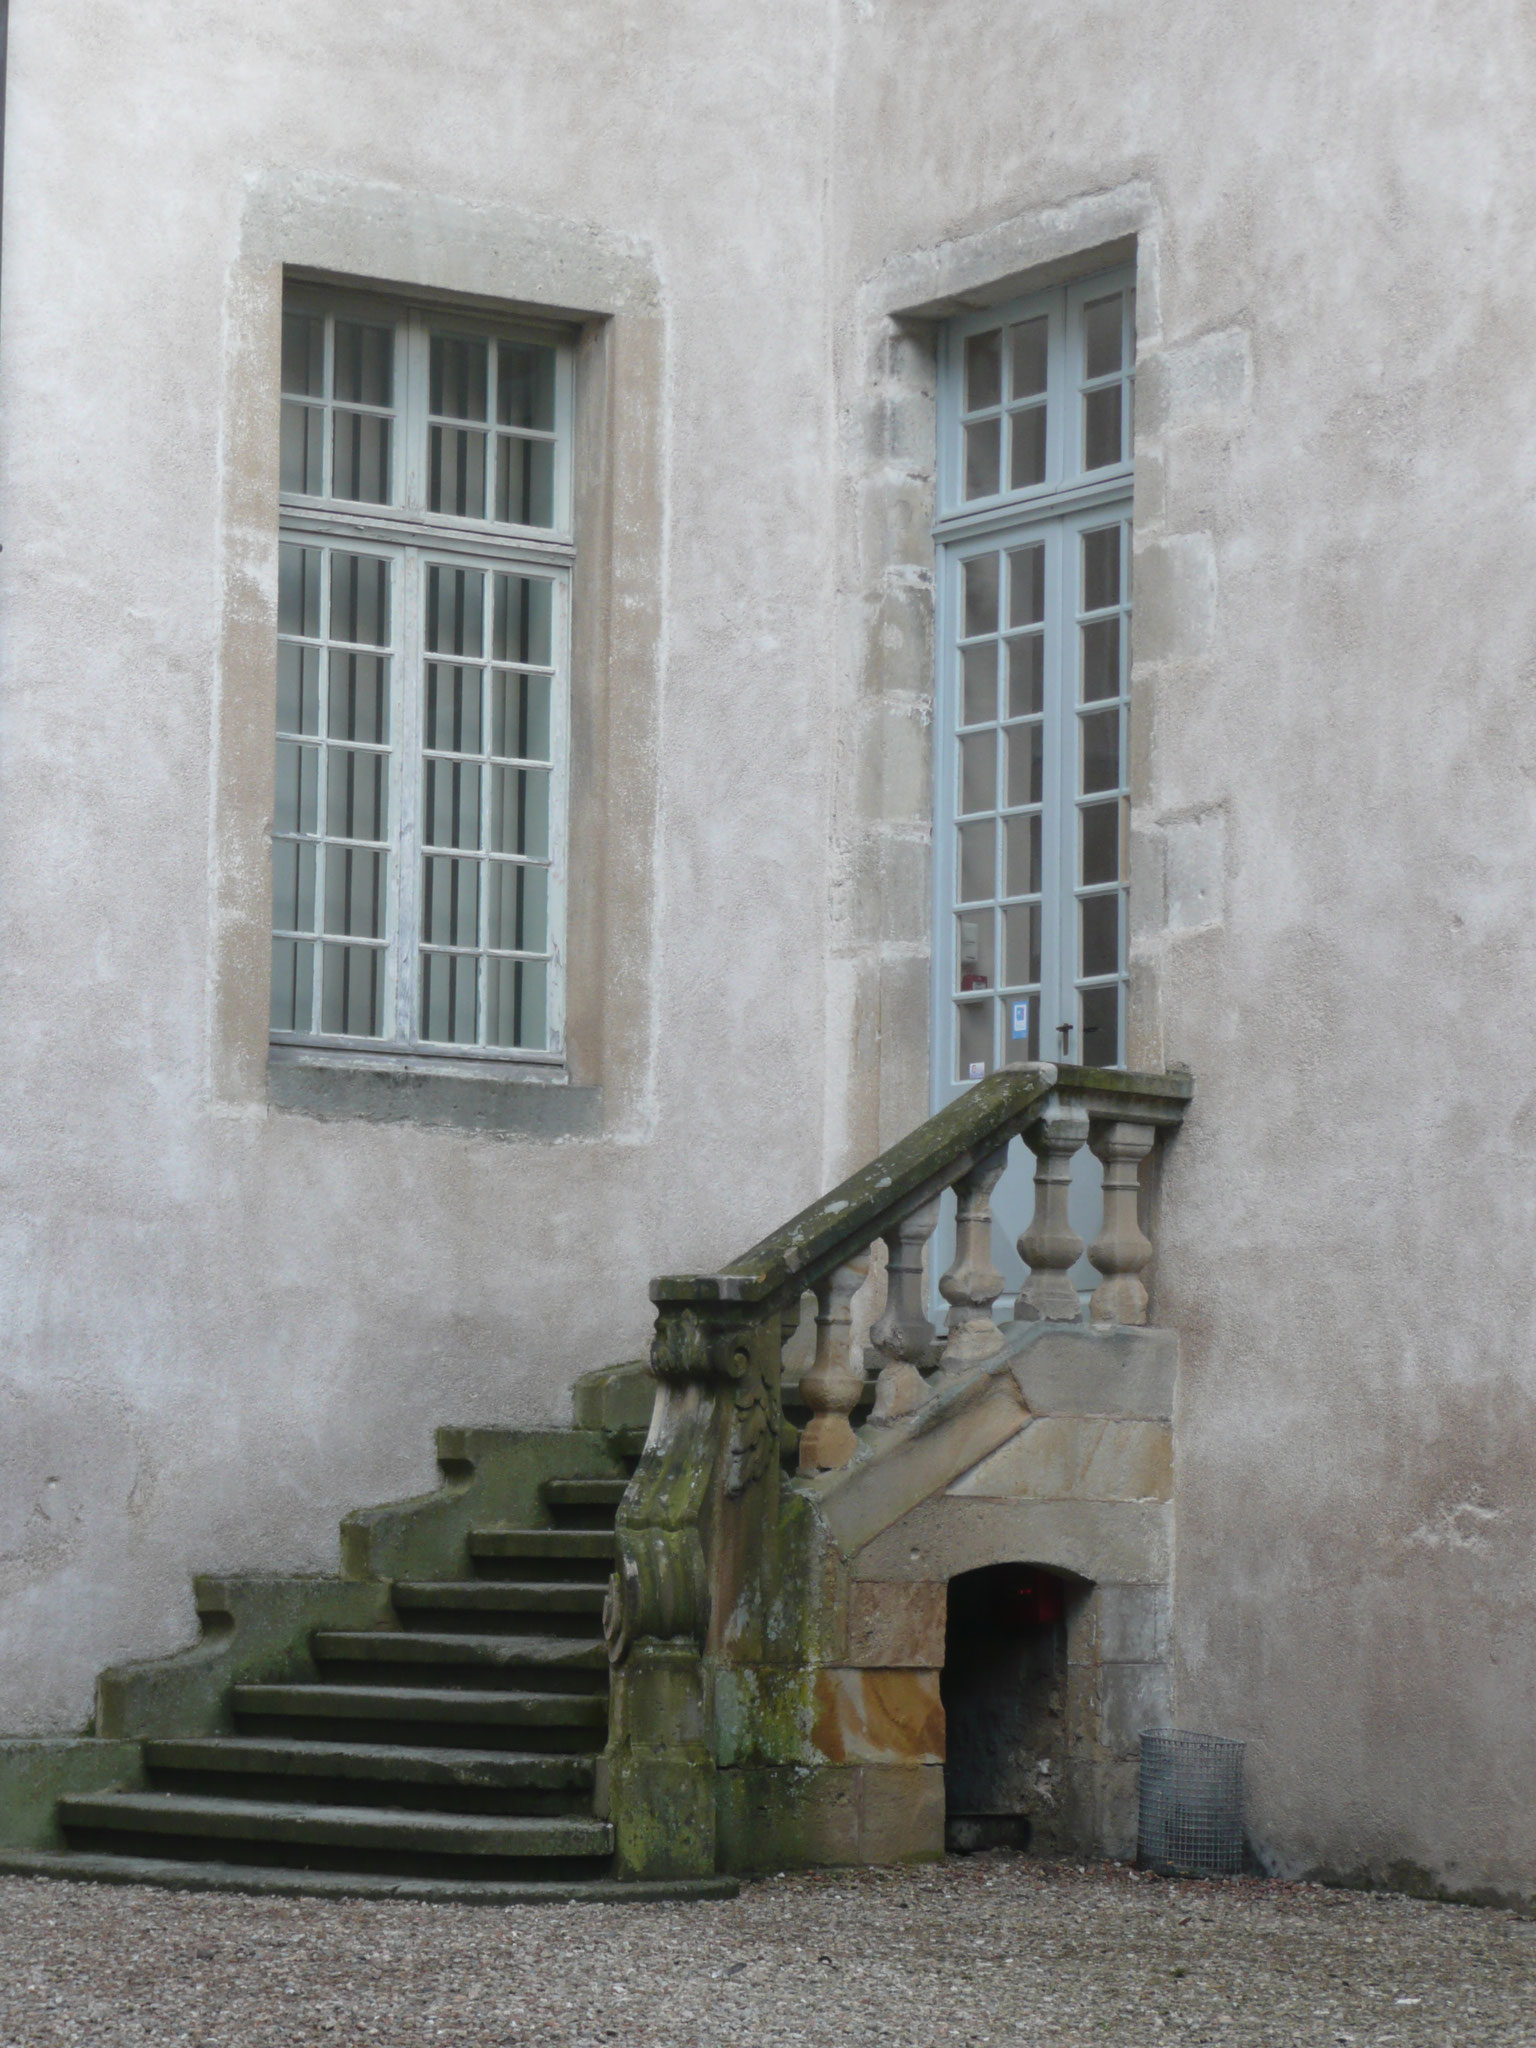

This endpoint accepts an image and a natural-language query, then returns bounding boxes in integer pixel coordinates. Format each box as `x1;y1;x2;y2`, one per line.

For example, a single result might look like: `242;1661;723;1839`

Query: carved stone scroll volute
938;1149;1009;1371
1016;1101;1090;1322
869;1197;941;1420
1087;1118;1156;1326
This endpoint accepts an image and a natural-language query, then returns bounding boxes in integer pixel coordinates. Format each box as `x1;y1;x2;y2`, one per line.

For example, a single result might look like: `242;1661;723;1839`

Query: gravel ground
2;1859;1533;2046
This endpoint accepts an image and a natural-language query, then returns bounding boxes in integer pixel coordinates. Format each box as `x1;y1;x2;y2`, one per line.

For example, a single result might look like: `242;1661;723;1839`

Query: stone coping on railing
650;1063;1192;1314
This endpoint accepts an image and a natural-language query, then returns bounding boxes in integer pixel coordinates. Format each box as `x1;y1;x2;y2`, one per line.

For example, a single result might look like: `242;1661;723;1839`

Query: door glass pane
489;766;550;860
274;742;318;836
1081;526;1121;609
430;335;489;420
1003;903;1041;987
498;344;557;429
1081;709;1120;794
957;912;994;992
425;665;484;754
961;643;998;726
1008;545;1045;626
423;760;482;851
430;425;488;518
486;958;548;1050
330;554;390;646
958;820;995;903
491;673;552;761
426;567;485;656
1080;892;1119;978
333;411;391;505
1080;801;1120;886
487;862;549;952
1007;634;1043;718
422;856;481;946
1084;387;1122;469
956;1000;993;1082
1079;982;1120;1067
963;554;1000;637
278;544;321;638
329;652;389;744
334;322;393;407
959;730;997;816
493;575;554;664
327;747;388;842
496;435;555;527
277;645;321;736
1005;723;1043;808
1083;295;1123;378
1081;617;1121;702
1004;813;1041;898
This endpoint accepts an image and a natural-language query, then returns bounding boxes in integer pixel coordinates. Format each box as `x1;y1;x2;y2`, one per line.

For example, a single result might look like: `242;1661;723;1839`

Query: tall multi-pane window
933;270;1134;1092
272;286;573;1062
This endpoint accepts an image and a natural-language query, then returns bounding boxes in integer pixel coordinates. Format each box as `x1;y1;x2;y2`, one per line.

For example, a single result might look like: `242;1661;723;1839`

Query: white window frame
272;284;576;1070
931;268;1134;1099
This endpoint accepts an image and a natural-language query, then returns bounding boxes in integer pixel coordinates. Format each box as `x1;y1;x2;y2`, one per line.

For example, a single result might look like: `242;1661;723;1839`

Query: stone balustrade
649;1061;1192;1476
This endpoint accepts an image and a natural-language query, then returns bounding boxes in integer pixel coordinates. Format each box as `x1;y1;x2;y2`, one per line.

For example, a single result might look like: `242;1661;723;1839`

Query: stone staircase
0;1411;735;1902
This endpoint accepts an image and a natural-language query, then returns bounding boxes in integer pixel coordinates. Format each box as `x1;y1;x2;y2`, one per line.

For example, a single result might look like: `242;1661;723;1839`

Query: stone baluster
1016;1100;1091;1322
869;1197;941;1421
1087;1119;1157;1326
798;1253;870;1472
938;1149;1009;1371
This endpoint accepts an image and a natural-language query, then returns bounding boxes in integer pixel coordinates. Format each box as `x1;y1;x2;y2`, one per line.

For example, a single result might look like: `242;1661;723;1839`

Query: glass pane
491;672;552;761
327;747;388;842
430;334;489;421
958;819;995;904
1008;545;1045;627
278;543;321;638
1005;992;1038;1061
1081;708;1120;794
487;861;549;952
281;313;323;397
1082;526;1121;610
429;424;488;518
1009;405;1046;489
956;1000;993;1082
957;912;994;992
1007;634;1044;719
1003;902;1041;987
420;949;479;1045
1004;812;1041;897
272;841;317;933
328;651;389;744
1084;386;1122;469
959;729;997;816
497;343;557;430
426;566;485;657
274;740;319;835
425;664;484;754
333;321;393;407
492;575;554;665
1079;981;1120;1068
962;553;1000;638
1081;617;1121;702
330;553;390;647
321;943;385;1036
961;642;997;727
332;411;391;504
1005;723;1043;808
270;938;315;1034
486;957;548;1050
277;643;321;736
421;855;481;946
423;759;483;851
1083;295;1123;379
488;766;550;860
1080;800;1120;886
964;419;1001;500
496;435;555;527
280;402;323;495
324;846;387;938
964;330;1002;411
1080;892;1120;978
1009;317;1048;398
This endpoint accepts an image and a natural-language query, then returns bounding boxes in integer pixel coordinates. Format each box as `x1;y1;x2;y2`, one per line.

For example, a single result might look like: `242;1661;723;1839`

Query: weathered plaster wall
3;0;1535;1904
0;0;838;1729
828;0;1536;1900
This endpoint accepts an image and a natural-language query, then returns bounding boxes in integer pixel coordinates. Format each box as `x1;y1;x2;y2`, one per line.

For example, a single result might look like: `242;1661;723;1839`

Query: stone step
540;1477;628;1509
232;1683;608;1730
58;1791;612;1861
311;1630;609;1674
142;1738;597;1796
0;1847;739;1906
467;1528;615;1562
392;1581;607;1618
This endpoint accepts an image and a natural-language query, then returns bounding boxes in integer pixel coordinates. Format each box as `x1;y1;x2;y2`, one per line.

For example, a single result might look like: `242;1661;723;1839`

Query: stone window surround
830;183;1177;1172
208;173;666;1138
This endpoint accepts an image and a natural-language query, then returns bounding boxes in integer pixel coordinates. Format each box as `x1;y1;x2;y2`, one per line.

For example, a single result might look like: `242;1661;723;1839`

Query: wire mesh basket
1137;1729;1245;1876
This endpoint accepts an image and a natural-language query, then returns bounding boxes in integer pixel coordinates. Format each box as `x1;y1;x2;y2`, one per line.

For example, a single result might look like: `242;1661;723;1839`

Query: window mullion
546;568;571;1059
394;550;422;1047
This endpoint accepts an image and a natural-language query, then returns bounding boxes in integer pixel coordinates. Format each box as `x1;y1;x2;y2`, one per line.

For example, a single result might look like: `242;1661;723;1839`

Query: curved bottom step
0;1848;739;1906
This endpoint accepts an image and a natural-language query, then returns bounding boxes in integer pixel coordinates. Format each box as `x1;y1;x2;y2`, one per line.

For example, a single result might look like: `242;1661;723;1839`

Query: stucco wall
3;0;1535;1902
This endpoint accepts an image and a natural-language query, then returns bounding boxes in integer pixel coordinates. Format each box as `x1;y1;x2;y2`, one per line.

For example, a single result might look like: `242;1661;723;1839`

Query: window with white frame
932;269;1134;1091
271;284;574;1063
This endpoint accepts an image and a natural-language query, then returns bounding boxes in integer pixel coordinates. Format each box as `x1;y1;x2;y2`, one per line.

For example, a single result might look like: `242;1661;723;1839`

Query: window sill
267;1044;601;1137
